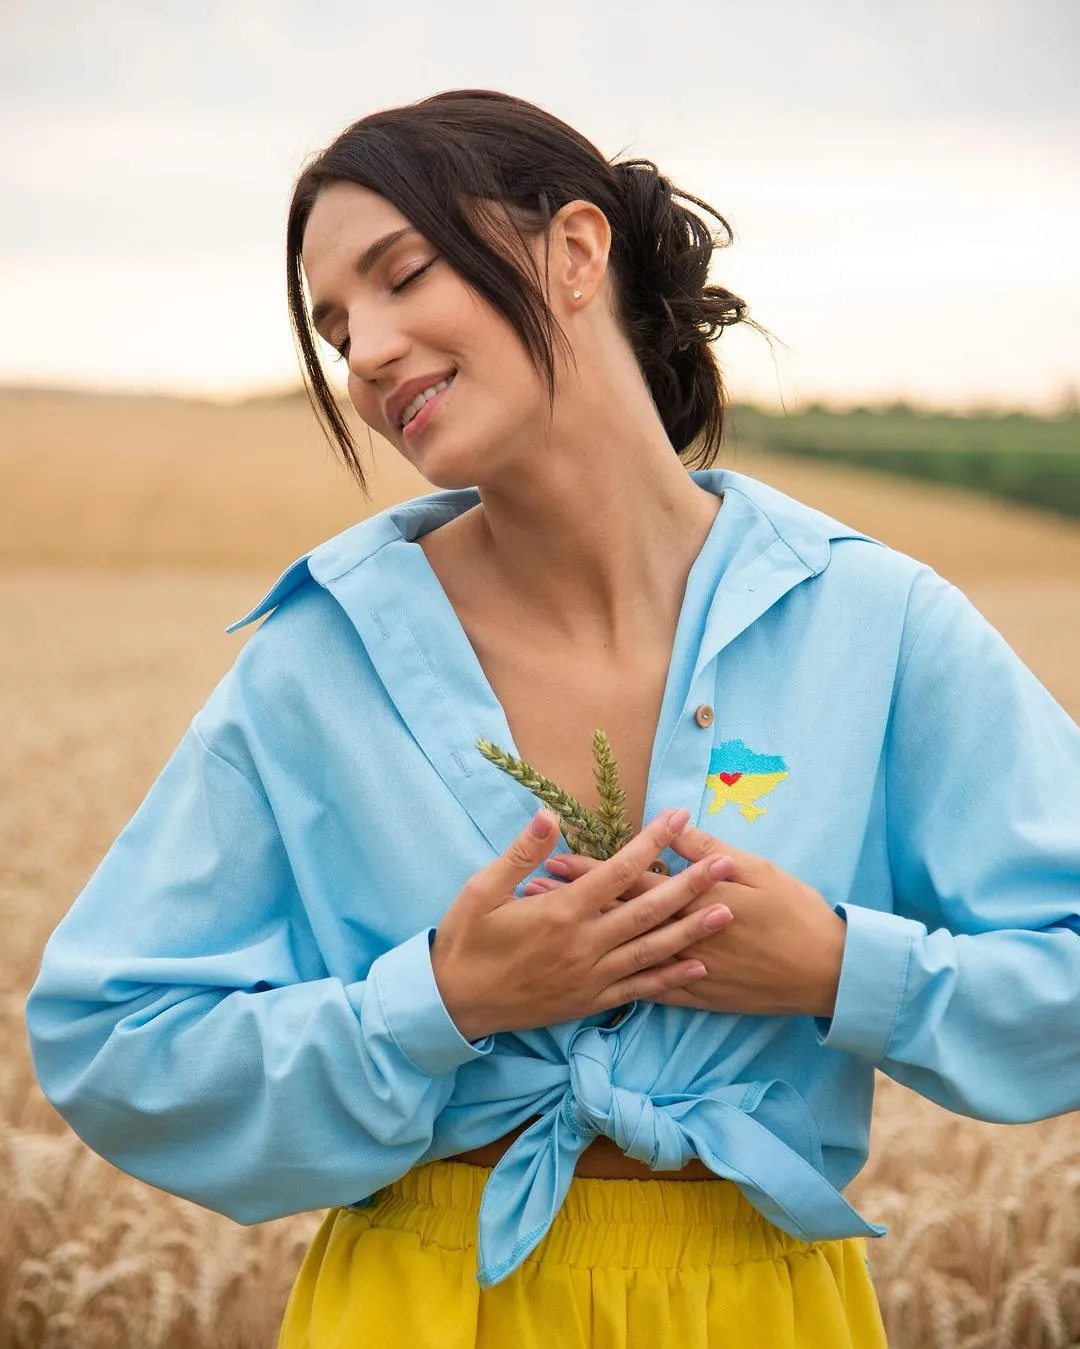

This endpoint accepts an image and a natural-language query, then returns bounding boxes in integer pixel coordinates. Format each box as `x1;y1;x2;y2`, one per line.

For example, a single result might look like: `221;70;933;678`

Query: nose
344;305;410;384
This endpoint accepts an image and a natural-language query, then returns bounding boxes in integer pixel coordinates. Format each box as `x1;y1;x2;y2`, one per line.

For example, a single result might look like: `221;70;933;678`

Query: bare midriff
446;1117;719;1180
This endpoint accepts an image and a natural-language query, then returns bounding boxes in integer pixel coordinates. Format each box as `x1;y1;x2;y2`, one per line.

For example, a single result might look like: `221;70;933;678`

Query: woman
26;89;1080;1348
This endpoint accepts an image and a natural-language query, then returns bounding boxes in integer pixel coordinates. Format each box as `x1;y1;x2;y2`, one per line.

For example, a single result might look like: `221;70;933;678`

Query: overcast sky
2;0;1077;409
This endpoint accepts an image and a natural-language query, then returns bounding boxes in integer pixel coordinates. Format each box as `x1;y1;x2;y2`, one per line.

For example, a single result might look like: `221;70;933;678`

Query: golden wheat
1;393;1078;1347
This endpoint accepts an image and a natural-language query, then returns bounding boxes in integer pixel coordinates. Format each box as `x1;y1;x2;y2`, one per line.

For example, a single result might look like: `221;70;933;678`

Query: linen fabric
25;468;1080;1289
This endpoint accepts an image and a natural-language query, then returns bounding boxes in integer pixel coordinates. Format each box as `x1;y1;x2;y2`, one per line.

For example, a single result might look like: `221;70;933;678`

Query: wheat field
2;391;1079;1348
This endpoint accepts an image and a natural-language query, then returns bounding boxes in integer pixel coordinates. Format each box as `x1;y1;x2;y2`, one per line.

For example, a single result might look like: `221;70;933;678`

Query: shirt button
694;704;714;728
648;859;670;875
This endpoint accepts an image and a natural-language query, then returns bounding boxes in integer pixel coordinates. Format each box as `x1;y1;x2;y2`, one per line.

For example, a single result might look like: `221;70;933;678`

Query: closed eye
390;258;436;294
331;258;437;361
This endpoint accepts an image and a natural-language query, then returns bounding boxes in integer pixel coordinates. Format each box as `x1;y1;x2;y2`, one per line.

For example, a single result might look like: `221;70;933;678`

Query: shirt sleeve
24;710;493;1224
816;568;1080;1123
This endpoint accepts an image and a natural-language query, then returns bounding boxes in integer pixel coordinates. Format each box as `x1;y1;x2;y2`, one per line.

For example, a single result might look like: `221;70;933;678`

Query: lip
401;375;454;441
386;370;456;430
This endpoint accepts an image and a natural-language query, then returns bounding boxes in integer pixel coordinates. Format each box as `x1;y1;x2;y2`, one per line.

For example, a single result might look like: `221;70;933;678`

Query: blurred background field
1;389;1078;1348
4;0;1079;1343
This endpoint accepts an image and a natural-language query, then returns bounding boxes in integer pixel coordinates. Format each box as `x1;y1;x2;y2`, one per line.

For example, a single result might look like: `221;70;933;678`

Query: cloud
4;0;1078;129
2;0;1076;402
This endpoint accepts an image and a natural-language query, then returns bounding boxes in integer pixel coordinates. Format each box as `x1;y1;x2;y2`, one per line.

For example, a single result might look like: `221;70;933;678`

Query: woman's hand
523;823;847;1019
430;809;738;1042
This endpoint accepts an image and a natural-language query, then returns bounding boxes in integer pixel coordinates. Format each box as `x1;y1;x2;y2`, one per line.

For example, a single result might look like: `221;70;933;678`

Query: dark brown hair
286;88;766;496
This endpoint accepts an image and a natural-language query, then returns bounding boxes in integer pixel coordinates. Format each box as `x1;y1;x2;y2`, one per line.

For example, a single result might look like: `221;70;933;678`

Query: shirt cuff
362;928;495;1077
814;902;921;1063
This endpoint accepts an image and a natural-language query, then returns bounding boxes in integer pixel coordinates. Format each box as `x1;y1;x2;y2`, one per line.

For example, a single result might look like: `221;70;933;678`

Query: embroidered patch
704;739;789;822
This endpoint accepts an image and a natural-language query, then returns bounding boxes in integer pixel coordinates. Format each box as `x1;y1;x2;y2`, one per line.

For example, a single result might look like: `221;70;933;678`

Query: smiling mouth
399;372;456;429
401;373;456;438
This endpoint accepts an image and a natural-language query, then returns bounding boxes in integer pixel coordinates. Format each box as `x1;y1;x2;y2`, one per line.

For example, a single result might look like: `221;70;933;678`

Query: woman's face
302;182;554;487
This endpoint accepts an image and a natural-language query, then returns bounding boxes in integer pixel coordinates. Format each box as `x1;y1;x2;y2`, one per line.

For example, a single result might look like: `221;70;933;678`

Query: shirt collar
224;467;881;635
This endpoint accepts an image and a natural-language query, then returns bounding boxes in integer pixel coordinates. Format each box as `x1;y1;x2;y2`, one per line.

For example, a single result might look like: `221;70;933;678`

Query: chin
417;462;483;492
392;438;478;491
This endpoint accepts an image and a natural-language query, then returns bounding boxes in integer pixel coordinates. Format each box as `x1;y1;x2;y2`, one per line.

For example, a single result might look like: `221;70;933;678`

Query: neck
462;428;723;653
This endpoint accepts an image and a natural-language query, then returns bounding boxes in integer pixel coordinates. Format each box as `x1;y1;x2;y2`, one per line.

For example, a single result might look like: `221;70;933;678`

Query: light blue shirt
24;468;1080;1288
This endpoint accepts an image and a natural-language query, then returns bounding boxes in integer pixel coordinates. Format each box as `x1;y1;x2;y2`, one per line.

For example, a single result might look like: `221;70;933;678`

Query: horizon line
1;379;1076;422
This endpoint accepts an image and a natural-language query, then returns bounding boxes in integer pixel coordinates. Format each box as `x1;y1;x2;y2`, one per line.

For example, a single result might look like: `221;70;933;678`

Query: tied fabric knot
472;1024;885;1289
563;1029;690;1173
476;1026;695;1287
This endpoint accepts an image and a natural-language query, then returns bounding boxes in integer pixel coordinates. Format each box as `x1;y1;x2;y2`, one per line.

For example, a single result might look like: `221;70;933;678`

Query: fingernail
706;857;731;880
545;859;570;876
530;809;554;838
669;808;691;832
703;905;730;929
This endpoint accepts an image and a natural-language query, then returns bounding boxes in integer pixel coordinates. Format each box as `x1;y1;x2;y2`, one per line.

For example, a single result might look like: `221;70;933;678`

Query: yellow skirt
278;1160;888;1349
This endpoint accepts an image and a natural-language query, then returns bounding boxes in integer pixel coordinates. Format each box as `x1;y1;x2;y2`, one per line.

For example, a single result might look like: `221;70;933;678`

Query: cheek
474;327;550;416
455;287;542;396
346;371;382;427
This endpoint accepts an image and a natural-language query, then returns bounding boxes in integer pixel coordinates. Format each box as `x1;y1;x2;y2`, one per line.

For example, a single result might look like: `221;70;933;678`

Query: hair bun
613;158;747;356
607;157;754;454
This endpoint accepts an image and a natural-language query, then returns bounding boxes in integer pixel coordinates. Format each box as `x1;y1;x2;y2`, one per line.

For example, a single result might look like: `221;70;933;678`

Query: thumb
481;807;559;905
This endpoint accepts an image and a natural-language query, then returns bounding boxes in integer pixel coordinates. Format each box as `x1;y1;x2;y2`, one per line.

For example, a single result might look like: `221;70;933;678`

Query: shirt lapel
224;469;881;864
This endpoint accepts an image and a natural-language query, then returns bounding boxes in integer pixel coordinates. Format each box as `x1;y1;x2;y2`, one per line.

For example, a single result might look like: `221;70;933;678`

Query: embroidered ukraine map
704;739;790;822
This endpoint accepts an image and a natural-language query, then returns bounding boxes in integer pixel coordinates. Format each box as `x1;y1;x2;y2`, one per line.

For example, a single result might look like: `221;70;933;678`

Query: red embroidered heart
718;771;742;785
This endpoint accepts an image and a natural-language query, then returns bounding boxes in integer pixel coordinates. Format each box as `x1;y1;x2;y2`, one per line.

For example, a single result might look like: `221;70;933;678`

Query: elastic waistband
359;1160;833;1270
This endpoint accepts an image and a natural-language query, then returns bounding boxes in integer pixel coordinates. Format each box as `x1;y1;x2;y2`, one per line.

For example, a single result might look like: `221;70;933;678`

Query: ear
549;199;611;307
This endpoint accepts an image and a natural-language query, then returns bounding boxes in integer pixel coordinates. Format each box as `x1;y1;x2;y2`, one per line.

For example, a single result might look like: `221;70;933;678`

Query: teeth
401;375;453;427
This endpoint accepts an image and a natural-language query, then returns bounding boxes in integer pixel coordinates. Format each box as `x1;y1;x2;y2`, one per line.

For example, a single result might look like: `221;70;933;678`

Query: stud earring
572;289;583;299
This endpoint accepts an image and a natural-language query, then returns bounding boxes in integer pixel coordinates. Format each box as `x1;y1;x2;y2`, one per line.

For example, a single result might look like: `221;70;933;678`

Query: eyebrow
309;226;420;330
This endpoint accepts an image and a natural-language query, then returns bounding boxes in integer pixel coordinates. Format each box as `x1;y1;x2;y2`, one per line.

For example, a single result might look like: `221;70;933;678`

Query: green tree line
725;403;1080;521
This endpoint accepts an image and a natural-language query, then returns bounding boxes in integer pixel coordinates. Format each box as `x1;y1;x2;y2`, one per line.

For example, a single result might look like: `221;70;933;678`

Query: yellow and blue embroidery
704;739;789;822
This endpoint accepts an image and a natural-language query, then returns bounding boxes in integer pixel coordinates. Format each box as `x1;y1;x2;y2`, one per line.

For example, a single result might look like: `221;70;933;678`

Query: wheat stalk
474;729;634;858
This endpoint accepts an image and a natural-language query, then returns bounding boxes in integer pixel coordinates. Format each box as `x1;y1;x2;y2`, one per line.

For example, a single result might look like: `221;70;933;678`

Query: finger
596;854;735;950
599;895;733;985
599;957;709;1008
545;853;671;886
667;822;749;871
533;867;653;904
548;825;743;879
523;873;642;911
474;808;561;911
521;877;564;896
570;809;693;916
543;850;737;905
543;855;596;878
